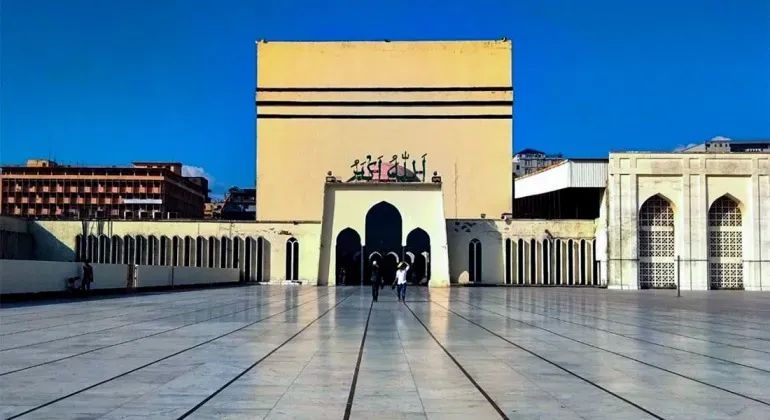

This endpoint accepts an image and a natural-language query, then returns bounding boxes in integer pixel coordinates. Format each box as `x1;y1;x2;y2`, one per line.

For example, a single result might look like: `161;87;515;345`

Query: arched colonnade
74;234;303;282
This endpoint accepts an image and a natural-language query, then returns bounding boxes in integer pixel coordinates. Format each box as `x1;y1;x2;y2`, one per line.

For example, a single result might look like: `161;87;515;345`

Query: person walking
370;261;380;302
81;259;94;295
393;262;410;303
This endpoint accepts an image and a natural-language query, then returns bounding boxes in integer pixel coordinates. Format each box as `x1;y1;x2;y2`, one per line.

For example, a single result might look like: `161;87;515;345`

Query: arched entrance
364;202;403;285
336;228;362;285
406;228;431;285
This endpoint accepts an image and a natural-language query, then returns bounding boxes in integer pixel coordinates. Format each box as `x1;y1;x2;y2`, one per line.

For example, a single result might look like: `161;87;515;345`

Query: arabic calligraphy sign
347;152;428;183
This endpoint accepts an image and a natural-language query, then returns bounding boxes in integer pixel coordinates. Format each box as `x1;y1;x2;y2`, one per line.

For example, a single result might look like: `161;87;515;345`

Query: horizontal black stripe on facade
256;86;513;92
256;114;512;119
257;100;513;107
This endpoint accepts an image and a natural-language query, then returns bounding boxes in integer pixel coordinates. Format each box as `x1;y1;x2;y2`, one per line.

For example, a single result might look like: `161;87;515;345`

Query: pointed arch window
708;195;744;289
286;237;299;280
638;194;676;289
468;239;482;283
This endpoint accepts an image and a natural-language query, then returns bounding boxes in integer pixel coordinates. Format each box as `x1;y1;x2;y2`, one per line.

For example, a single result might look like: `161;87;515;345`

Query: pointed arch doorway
335;228;363;285
364;201;403;285
406;228;431;285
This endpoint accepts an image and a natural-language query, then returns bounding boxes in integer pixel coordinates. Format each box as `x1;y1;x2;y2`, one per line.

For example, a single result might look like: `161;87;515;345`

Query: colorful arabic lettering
347;151;428;183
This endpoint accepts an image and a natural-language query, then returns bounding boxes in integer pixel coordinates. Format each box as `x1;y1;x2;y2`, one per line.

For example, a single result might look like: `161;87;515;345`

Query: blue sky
2;0;768;195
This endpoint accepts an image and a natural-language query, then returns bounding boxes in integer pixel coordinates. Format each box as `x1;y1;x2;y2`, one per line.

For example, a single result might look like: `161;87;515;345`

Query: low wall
0;260;240;295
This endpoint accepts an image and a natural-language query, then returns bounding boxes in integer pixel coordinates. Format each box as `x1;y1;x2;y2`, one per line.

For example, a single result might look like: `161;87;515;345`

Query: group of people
370;260;410;302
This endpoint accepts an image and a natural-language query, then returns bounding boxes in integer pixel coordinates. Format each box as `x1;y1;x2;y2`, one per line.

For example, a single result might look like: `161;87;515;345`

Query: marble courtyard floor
1;287;770;419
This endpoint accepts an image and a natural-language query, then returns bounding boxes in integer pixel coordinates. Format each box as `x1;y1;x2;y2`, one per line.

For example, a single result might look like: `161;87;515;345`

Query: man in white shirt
394;262;410;303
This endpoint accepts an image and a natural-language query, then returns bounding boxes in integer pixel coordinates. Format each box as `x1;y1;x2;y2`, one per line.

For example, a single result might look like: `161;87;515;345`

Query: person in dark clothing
370;261;380;302
81;260;94;294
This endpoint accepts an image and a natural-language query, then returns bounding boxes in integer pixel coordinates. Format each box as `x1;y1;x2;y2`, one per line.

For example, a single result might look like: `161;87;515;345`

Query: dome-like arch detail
708;194;743;227
708;193;744;214
365;201;402;250
639;193;676;214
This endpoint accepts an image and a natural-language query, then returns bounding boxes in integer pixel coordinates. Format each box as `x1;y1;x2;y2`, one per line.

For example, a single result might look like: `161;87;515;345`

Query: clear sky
1;0;768;195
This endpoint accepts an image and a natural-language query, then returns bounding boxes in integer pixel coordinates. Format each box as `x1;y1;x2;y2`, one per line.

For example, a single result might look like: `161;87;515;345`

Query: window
285;237;299;280
468;239;482;283
504;239;512;285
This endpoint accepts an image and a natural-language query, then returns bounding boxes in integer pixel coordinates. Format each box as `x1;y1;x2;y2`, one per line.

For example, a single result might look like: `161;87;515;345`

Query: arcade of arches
72;233;302;283
335;202;431;286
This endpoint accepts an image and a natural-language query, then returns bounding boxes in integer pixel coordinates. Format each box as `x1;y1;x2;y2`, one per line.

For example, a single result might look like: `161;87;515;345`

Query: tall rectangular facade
256;40;513;221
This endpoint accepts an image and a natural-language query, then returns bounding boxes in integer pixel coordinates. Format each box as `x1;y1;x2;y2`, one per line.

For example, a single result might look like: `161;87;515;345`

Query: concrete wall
28;219;322;284
446;219;597;285
607;152;770;290
256;40;513;221
318;182;450;286
0;259;240;295
0;215;34;260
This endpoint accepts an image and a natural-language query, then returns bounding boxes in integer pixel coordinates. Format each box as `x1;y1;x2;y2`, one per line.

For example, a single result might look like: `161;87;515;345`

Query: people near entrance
81;260;94;294
393;262;410;303
370;261;380;301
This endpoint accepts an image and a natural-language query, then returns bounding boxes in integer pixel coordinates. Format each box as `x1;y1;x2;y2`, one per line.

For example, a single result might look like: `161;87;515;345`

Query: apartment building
0;160;209;219
512;149;564;177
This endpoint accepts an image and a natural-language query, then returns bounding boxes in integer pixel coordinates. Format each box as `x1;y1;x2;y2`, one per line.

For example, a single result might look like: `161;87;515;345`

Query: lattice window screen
708;196;744;289
638;195;676;288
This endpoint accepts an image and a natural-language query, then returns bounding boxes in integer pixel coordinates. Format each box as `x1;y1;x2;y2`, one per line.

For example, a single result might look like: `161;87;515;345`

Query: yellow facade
255;40;513;221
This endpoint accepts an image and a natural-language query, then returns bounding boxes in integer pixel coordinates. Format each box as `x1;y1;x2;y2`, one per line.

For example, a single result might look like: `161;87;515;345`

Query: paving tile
2;287;770;418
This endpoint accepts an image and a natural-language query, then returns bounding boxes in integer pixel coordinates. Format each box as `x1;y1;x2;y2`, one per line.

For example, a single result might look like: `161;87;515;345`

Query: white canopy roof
514;159;608;199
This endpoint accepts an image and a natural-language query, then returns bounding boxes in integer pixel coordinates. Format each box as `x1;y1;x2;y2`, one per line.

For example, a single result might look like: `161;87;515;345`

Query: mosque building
2;40;768;291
